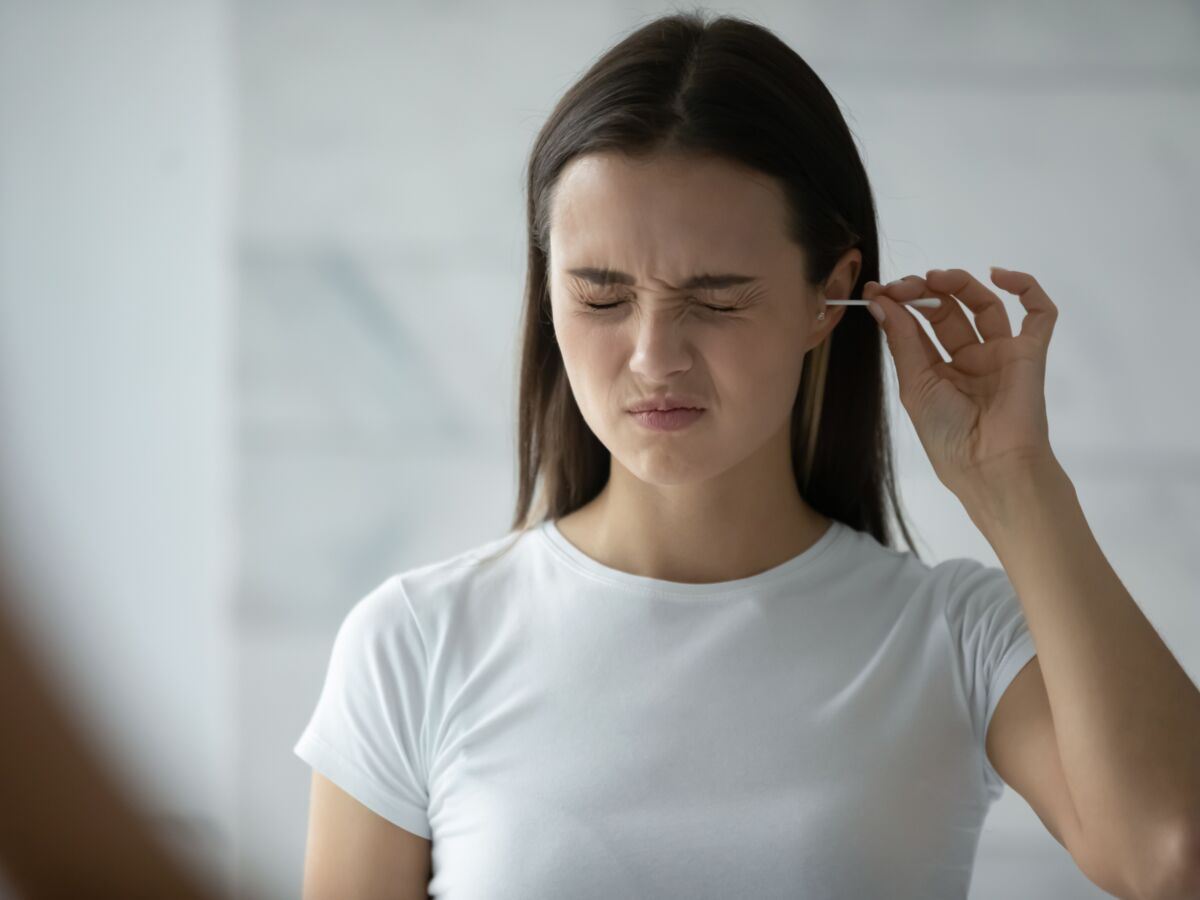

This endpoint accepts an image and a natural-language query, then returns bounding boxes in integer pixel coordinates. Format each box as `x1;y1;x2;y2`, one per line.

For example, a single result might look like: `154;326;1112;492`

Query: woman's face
547;150;857;486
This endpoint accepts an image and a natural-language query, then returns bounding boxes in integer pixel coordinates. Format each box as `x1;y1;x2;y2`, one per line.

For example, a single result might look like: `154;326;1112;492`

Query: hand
864;267;1060;498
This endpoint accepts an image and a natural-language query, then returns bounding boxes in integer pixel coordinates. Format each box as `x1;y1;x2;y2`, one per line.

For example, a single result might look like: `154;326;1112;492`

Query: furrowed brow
566;267;759;290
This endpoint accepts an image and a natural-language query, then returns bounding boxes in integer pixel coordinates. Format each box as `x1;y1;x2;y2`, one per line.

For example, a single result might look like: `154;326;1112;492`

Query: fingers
924;269;1014;342
863;281;941;399
987;267;1058;345
877;274;983;358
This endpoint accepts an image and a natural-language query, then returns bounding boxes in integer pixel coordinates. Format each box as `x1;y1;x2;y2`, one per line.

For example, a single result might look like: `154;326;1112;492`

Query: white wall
0;0;234;891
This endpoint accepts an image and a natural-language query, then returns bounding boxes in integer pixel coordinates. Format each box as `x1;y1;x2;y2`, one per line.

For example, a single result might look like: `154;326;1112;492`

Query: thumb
865;289;938;397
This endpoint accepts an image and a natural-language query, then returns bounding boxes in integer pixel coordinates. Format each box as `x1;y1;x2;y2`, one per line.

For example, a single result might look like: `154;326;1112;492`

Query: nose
627;309;695;380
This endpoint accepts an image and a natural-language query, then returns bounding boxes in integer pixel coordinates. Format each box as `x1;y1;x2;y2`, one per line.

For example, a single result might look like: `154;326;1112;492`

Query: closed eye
583;300;738;313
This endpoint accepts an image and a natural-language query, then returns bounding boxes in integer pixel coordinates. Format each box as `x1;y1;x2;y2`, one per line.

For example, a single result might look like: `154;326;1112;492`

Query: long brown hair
505;9;922;561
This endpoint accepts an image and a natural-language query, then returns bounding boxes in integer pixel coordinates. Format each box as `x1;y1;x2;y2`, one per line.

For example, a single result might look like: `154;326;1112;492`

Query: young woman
294;11;1200;900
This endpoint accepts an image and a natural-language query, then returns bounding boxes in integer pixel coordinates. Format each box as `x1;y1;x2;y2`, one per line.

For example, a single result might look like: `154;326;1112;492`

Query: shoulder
374;525;543;620
936;557;1020;627
332;526;535;629
835;522;979;603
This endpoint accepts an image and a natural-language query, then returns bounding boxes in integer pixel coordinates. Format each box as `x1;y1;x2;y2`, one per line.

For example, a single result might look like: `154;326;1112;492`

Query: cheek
558;319;610;364
715;328;805;406
555;322;621;400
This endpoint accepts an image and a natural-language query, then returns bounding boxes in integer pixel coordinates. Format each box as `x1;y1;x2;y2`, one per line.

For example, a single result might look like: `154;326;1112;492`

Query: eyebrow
566;267;759;290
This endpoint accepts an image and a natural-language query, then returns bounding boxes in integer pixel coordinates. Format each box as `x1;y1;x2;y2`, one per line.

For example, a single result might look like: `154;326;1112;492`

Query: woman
294;10;1200;900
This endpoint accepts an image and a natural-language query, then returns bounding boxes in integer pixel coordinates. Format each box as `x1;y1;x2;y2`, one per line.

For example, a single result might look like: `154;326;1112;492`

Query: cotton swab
826;298;942;309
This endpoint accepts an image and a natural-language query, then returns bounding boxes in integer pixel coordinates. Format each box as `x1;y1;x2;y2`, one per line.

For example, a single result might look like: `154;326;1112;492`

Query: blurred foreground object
0;558;222;899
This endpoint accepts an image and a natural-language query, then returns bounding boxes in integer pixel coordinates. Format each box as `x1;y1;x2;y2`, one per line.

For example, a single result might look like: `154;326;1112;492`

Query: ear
823;248;864;301
806;303;845;353
819;303;847;334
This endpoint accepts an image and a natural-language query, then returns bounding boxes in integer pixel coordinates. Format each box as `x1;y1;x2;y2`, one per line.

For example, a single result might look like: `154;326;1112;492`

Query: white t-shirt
294;517;1037;899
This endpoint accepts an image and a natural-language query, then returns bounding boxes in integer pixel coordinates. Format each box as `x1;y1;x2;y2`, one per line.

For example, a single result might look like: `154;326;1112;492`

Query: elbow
1136;818;1200;900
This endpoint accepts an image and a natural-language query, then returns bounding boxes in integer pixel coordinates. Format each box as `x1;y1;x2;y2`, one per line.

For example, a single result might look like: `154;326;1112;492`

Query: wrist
953;452;1076;536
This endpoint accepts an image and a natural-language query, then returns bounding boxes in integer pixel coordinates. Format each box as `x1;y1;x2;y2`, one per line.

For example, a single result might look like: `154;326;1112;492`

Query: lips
627;398;707;413
629;407;706;431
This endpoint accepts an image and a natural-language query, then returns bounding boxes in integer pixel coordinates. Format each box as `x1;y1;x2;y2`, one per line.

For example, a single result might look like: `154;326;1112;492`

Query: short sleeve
293;575;432;839
941;559;1038;800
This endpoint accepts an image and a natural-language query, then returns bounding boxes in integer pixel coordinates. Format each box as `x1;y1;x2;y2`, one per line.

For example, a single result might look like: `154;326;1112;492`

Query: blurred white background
1;1;1197;897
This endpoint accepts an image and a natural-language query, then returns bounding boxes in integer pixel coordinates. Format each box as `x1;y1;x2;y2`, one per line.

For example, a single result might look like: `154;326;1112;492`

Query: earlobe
816;306;847;334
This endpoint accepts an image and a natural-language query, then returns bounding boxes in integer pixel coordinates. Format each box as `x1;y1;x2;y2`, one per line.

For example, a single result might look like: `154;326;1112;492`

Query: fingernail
868;300;885;324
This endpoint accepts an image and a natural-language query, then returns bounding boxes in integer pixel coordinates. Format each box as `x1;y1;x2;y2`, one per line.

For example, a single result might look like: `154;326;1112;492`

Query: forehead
548;151;791;282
